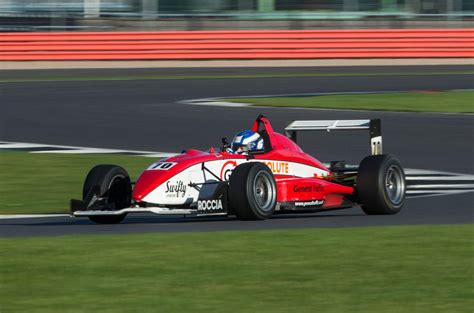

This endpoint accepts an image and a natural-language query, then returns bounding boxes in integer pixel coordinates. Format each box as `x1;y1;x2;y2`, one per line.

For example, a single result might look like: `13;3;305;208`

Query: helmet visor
232;143;249;153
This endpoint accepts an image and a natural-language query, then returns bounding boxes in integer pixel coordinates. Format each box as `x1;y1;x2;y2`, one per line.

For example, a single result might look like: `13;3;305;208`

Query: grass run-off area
226;90;474;113
0;224;472;313
0;152;155;214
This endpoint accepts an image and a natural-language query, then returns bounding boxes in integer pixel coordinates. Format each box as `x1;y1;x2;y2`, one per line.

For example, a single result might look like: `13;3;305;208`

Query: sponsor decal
220;160;237;180
293;184;324;193
294;200;325;207
165;180;187;197
149;162;177;171
218;159;322;179
264;161;289;174
198;199;224;211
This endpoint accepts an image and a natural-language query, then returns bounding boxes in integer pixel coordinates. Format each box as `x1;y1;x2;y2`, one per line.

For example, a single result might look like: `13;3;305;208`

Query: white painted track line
0;140;176;157
0;214;70;219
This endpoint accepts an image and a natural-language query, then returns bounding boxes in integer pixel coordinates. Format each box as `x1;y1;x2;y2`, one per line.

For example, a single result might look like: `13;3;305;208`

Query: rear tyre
83;165;131;224
357;154;406;215
229;162;277;220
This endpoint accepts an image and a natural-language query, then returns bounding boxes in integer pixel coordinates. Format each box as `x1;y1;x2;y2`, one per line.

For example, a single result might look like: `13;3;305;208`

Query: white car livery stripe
142;158;329;205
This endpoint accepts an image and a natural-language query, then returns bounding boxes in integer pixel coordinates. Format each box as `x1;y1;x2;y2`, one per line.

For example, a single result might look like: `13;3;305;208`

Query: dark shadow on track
5;212;366;227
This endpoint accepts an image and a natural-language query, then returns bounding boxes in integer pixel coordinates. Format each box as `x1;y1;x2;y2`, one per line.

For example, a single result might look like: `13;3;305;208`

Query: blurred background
1;0;473;31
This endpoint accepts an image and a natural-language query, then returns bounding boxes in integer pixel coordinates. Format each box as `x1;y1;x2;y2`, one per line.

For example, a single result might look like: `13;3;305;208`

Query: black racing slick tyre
83;165;132;224
357;154;406;215
228;162;277;220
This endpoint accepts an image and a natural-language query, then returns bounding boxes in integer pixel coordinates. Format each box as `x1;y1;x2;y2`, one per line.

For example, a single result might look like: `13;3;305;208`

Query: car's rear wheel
357;154;406;215
229;162;277;220
83;165;131;224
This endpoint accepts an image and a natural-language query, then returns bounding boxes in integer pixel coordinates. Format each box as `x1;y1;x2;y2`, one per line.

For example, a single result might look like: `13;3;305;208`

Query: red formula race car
71;115;406;224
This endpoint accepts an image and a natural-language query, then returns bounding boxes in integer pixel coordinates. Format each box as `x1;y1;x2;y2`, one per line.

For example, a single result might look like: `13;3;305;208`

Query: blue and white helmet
231;130;264;154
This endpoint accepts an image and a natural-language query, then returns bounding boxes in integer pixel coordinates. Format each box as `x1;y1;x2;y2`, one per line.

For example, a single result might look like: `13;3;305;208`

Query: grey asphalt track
0;65;473;236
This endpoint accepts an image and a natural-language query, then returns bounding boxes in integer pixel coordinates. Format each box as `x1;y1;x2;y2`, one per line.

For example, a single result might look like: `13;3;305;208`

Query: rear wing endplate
284;119;382;155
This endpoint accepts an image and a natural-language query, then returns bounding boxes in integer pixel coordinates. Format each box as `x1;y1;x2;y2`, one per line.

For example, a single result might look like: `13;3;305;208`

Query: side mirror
221;137;230;152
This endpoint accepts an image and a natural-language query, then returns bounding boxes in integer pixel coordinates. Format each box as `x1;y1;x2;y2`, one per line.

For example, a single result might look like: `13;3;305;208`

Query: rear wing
284;119;382;155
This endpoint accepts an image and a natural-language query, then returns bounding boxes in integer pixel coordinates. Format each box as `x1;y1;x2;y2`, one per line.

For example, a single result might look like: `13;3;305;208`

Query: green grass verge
226;90;474;113
0;225;472;313
1;71;473;83
0;152;155;214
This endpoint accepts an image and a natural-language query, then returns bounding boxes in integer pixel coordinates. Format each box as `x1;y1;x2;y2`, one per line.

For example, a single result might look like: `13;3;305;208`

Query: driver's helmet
231;130;264;154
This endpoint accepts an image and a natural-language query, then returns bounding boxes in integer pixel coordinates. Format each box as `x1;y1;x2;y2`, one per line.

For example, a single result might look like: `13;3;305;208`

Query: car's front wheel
357;154;406;215
83;165;131;224
228;162;277;220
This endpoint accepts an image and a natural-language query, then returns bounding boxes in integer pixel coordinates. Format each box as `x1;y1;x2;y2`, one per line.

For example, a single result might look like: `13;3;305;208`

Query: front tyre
229;162;277;220
83;165;131;224
357;154;406;215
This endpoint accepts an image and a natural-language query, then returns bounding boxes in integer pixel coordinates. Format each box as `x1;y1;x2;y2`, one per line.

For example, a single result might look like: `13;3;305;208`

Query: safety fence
0;29;472;60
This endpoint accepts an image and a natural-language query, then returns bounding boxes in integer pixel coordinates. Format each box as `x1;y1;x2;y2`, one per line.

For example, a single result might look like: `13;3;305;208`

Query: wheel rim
385;165;405;205
252;171;275;212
